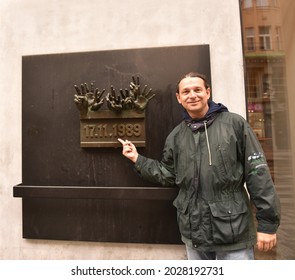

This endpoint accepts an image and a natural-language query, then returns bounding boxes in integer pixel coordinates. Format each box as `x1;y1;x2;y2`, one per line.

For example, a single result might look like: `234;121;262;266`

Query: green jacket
135;112;280;252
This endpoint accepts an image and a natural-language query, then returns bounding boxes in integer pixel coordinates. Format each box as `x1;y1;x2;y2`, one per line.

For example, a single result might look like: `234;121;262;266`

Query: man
118;72;280;260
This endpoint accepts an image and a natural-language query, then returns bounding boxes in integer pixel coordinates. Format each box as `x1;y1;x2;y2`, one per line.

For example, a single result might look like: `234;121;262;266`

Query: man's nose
189;90;197;97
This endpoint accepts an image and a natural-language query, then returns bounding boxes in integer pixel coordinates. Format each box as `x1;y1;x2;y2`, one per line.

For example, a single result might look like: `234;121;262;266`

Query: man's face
176;77;210;119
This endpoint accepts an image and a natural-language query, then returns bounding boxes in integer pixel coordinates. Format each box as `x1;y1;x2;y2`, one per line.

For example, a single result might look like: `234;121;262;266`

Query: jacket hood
183;100;228;132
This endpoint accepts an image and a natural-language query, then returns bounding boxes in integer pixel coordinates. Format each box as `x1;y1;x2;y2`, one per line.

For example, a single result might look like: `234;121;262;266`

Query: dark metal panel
19;45;211;243
22;197;181;244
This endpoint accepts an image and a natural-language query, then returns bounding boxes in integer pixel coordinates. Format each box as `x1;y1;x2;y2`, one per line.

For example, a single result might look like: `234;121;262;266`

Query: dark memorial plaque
14;45;211;244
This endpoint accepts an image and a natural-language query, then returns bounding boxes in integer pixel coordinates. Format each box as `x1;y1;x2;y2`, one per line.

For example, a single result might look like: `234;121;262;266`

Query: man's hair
176;72;210;93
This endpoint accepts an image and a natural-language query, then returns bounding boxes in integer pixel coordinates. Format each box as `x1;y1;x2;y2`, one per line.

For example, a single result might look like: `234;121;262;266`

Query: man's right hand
117;138;139;163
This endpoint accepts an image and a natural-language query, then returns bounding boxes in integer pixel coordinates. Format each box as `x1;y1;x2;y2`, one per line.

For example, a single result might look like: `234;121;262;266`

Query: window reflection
256;0;269;7
244;0;253;8
259;26;271;50
241;0;295;259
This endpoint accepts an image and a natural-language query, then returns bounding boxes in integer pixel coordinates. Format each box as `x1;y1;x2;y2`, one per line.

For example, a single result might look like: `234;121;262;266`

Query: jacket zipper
204;121;212;166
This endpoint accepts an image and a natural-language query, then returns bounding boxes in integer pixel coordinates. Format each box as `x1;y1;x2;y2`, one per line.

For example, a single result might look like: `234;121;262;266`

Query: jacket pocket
173;192;191;239
208;200;249;244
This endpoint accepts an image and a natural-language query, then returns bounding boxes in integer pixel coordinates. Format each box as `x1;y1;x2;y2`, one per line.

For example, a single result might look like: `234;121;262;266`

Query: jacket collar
183;101;229;132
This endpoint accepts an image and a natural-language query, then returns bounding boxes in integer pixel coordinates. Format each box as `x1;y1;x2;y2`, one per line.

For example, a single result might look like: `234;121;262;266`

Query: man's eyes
182;88;202;94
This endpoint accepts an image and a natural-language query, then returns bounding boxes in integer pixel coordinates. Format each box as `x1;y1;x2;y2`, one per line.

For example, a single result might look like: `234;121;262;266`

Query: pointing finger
117;138;125;145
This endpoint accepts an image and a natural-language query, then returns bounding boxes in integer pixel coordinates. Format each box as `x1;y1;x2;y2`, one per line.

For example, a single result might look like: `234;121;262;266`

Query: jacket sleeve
134;137;176;187
242;120;281;233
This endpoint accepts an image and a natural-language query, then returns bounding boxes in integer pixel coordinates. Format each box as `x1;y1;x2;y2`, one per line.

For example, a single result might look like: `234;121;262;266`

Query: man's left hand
257;232;277;251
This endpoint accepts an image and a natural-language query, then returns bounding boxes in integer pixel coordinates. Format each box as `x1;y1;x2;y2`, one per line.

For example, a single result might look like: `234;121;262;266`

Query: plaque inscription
80;111;145;148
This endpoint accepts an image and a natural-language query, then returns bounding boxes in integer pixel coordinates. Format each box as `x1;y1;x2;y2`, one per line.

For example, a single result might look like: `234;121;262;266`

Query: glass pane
245;27;254;36
244;0;253;8
241;0;295;259
257;0;269;7
246;27;255;50
259;26;270;34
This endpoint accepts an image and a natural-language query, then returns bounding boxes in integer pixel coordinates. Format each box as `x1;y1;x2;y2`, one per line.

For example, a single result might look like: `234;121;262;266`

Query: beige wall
0;0;245;259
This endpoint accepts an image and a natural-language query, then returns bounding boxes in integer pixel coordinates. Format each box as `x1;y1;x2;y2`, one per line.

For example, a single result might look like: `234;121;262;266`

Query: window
245;27;255;51
241;0;295;261
246;69;260;98
244;0;253;8
256;0;268;7
259;26;271;50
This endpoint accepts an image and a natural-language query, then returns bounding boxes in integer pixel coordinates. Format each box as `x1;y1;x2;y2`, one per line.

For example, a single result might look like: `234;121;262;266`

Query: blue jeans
186;245;254;260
